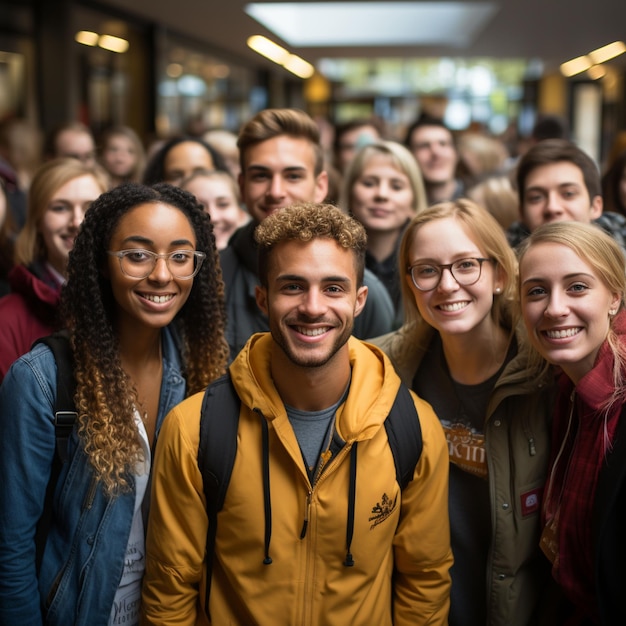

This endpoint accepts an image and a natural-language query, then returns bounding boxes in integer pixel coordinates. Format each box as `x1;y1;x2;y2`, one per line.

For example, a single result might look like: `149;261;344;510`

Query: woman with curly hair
0;182;229;625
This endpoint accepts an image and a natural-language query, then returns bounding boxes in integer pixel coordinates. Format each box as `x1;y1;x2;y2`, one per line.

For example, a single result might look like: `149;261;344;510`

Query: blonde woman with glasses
372;198;557;625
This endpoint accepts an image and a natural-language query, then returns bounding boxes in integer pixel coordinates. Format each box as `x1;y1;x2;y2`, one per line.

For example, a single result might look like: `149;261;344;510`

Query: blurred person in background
0;180;16;296
341;140;427;326
0;158;109;381
44;121;97;167
0;117;43;230
142;136;227;186
98;125;146;187
404;114;464;205
457;131;510;189
467;175;519;232
204;128;241;179
181;169;250;250
601;149;626;217
332;117;383;175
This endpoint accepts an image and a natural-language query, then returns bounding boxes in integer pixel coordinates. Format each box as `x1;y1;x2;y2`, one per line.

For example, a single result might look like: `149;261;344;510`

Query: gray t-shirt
286;383;350;482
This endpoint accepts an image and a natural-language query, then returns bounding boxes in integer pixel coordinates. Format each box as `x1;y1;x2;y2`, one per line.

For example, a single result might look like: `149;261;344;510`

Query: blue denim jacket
0;327;186;626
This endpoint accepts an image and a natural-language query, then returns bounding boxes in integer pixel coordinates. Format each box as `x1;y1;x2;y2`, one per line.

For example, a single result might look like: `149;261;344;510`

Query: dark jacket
220;221;395;358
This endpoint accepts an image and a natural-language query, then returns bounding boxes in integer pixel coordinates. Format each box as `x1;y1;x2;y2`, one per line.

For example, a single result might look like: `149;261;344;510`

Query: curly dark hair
61;182;229;495
142;136;228;185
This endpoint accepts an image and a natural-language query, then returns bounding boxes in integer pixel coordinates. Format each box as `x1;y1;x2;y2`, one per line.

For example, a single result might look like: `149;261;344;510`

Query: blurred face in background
408;125;457;186
350;153;414;236
55;129;96;167
39;174;103;275
183;173;249;250
101;134;138;180
336;124;381;173
163;142;215;185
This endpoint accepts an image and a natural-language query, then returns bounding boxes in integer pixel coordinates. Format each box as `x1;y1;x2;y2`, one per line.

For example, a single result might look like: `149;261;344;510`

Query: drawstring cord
260;414;273;565
343;443;358;567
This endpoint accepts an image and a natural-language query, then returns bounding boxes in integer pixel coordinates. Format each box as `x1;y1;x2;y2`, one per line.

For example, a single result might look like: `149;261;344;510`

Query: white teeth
545;328;581;339
439;302;468;312
297;327;327;336
144;294;173;304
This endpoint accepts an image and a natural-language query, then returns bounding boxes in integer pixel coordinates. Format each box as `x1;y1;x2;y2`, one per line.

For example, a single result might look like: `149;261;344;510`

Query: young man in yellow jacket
141;203;452;625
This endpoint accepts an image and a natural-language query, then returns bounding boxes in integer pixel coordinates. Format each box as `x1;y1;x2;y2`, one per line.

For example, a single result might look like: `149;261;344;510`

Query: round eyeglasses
407;257;493;292
108;249;206;280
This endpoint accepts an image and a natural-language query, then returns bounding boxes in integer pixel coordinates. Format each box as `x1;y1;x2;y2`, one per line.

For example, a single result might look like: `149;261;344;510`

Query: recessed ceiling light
245;2;498;47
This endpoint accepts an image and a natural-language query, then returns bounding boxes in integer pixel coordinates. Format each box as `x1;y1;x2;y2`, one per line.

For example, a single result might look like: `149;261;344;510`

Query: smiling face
350;154;415;235
255;238;367;370
522;161;602;231
183;174;247;249
239;135;328;223
39;174;104;276
406;216;502;338
520;241;620;383
106;202;197;332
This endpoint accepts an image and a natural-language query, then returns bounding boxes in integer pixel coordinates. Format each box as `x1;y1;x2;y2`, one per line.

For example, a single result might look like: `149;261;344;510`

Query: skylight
245;2;499;48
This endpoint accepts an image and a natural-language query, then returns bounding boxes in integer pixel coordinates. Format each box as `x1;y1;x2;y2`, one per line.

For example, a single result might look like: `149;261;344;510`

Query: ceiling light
75;31;99;47
283;54;315;79
245;2;498;47
247;35;315;79
560;55;592;77
247;35;289;65
587;65;607;80
98;34;129;53
588;41;626;64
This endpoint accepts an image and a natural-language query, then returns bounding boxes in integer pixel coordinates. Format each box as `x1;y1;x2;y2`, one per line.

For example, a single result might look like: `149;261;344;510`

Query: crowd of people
0;106;625;625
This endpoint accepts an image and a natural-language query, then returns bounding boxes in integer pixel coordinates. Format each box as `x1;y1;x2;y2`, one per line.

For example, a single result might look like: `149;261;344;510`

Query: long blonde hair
518;221;626;408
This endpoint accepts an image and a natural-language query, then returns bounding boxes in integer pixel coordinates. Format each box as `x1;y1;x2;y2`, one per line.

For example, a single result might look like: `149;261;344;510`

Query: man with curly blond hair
143;203;452;625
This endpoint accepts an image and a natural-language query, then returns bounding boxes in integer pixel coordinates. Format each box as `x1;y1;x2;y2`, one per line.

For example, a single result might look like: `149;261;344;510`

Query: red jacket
0;263;62;382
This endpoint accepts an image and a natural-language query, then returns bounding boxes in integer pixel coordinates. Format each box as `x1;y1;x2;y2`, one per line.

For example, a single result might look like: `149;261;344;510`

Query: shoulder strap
197;371;240;614
36;333;78;463
384;383;423;490
33;332;77;573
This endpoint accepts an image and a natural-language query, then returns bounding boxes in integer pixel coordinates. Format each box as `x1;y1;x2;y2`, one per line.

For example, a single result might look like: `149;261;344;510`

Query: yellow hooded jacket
142;333;452;625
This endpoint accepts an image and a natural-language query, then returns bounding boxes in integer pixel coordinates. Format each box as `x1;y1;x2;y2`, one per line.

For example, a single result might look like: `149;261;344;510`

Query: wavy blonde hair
518;221;626;409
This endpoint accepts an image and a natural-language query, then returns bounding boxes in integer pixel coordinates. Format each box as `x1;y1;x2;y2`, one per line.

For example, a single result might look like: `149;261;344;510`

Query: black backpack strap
384;383;423;490
36;333;78;463
33;332;77;572
197;372;240;615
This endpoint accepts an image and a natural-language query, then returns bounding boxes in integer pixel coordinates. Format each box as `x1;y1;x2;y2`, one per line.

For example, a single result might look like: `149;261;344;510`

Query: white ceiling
98;0;626;75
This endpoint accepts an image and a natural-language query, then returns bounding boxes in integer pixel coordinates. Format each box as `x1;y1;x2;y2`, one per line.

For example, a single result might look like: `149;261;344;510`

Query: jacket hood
8;263;61;309
229;333;403;442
